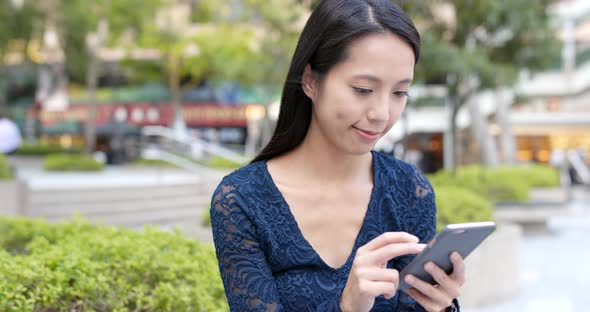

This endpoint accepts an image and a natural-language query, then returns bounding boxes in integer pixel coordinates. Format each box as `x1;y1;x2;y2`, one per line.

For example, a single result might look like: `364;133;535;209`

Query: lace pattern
210;151;454;311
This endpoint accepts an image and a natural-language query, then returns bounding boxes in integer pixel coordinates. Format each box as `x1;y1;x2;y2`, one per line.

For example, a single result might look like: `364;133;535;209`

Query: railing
567;150;590;185
141;126;250;166
140;145;205;174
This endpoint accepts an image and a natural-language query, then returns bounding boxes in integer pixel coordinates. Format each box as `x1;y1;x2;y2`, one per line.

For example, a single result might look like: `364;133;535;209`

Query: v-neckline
262;151;379;271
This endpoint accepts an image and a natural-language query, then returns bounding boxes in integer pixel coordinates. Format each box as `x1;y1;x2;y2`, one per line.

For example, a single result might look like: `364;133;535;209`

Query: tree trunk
168;53;181;128
260;86;274;149
468;95;499;167
83;12;109;155
496;88;516;164
0;67;6;114
83;50;99;155
449;98;460;173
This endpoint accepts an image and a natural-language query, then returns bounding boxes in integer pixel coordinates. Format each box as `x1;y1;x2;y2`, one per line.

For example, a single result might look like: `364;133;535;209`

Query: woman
210;0;463;311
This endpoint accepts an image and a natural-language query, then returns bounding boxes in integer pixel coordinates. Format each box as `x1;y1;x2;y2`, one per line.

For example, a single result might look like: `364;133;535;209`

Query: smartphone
398;221;496;290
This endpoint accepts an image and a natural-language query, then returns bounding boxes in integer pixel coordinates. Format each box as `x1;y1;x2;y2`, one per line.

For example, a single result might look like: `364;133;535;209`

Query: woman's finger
403;288;445;312
358;232;419;253
449;252;466;285
403;274;451;308
424;262;460;299
357;268;399;283
359;243;425;265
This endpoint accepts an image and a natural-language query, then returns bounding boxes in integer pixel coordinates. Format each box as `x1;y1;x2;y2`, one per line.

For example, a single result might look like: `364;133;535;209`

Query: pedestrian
0;109;22;155
210;1;462;311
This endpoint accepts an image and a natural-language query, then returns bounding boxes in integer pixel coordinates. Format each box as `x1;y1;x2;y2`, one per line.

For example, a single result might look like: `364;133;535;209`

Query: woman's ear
302;64;317;102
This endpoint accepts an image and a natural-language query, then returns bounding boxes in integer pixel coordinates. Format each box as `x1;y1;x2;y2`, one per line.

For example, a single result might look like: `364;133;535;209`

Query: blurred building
2;1;271;156
379;0;590;173
513;0;590;164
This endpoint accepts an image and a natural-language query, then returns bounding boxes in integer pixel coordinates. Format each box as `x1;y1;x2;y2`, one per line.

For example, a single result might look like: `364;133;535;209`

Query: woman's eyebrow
352;74;381;83
351;75;413;86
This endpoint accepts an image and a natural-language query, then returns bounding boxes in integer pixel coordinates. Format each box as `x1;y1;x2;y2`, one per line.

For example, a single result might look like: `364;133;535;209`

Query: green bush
132;158;178;168
207;156;242;170
429;165;530;202
16;143;80;156
481;175;529;202
43;154;104;171
490;165;560;188
435;186;494;231
201;208;211;228
0;216;228;311
0;154;12;180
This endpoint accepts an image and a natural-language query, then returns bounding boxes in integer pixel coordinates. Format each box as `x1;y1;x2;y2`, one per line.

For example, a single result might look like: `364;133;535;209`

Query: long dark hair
252;0;420;163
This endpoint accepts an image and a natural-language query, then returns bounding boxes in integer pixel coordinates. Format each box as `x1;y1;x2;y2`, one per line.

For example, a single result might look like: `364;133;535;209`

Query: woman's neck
278;127;373;186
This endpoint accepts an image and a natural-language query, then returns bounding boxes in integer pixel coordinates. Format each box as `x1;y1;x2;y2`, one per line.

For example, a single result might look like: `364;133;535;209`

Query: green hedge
43;154;104;172
16;143;81;156
435;186;494;231
488;165;560;188
207;157;242;170
0;216;228;311
0;154;12;180
132;158;178;168
429;165;530;202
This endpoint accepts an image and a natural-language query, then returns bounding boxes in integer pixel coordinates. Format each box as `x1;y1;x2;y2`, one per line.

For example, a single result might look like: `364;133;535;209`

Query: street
474;187;590;312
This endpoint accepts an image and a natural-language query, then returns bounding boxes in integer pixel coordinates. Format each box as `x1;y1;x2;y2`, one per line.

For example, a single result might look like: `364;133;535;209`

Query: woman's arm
211;181;343;312
397;166;462;312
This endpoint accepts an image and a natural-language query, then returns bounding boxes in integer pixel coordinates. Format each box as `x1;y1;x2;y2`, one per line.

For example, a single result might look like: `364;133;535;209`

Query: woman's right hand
339;232;426;312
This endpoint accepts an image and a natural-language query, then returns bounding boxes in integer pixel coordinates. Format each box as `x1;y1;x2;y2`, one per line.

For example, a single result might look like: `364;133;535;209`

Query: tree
56;0;163;154
0;0;43;111
125;0;306;152
242;0;307;144
1;0;163;151
400;0;560;170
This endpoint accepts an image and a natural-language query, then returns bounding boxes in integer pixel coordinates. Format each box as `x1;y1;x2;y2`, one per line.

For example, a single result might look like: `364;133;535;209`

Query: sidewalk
7;155;227;189
473;186;590;312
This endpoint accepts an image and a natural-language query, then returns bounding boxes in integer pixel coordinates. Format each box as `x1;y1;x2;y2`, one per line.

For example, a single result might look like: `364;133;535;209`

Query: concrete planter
529;187;569;203
0;180;23;216
494;187;569;234
459;222;522;308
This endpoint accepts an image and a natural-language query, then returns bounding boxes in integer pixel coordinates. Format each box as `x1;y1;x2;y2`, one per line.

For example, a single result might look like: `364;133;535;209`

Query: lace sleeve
408;165;436;243
397;166;438;312
211;182;284;311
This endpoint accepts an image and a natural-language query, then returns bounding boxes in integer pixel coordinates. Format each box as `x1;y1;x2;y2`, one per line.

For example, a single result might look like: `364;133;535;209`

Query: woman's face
303;32;415;155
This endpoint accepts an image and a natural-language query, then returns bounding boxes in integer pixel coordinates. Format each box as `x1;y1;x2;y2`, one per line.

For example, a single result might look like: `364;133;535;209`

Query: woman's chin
340;143;376;156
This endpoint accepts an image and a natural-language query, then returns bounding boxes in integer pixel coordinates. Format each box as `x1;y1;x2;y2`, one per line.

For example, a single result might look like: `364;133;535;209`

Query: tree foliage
402;0;560;92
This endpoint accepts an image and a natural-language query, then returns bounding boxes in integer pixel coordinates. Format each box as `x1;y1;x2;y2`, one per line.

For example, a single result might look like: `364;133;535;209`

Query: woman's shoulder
373;151;433;196
214;160;271;198
373;151;421;180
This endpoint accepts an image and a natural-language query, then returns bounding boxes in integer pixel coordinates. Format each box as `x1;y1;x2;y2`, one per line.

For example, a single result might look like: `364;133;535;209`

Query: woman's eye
393;91;409;98
352;87;373;95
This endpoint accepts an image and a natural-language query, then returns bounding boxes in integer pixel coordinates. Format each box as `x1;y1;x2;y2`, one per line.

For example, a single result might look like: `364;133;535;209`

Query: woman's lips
353;126;381;141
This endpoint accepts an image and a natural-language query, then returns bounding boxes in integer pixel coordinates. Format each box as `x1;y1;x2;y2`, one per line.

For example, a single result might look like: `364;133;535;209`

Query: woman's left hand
402;252;465;312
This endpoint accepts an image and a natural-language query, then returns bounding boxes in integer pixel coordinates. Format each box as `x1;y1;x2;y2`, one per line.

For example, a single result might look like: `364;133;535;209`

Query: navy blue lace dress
210;151;458;311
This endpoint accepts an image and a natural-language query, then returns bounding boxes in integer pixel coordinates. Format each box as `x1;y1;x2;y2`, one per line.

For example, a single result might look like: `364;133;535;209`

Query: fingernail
424;262;433;271
452;252;461;260
411;235;419;242
405;275;414;283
